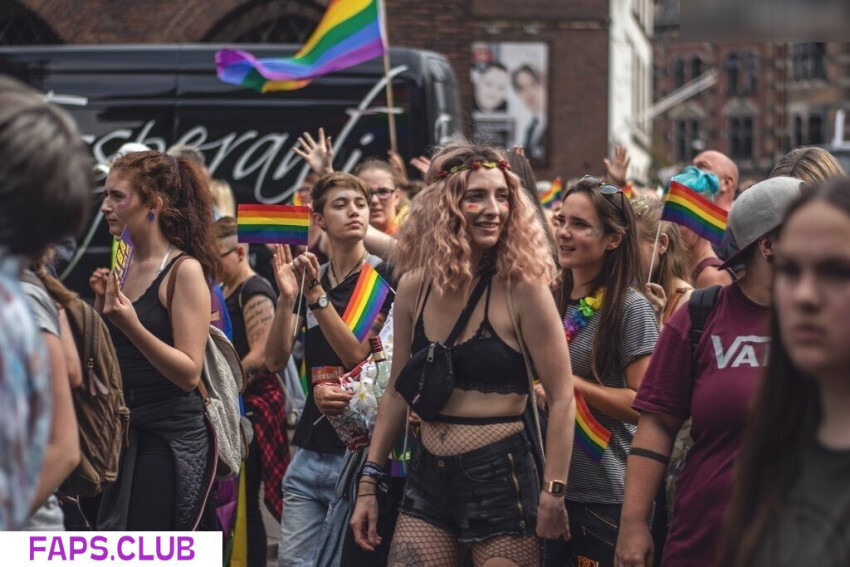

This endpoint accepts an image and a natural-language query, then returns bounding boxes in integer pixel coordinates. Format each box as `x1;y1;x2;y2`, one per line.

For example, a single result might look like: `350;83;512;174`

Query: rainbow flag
216;0;386;93
237;204;310;245
539;177;562;208
575;390;611;463
661;180;728;246
341;263;391;342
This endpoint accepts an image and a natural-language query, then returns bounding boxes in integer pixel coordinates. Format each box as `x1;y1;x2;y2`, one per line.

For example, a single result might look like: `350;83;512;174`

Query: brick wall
19;0;612;179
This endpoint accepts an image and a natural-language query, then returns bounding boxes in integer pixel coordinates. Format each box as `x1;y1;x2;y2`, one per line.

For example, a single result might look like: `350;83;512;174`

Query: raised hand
645;283;667;323
272;244;300;301
409;155;432;178
89;267;110;299
294;127;334;176
604;145;631;186
102;271;139;331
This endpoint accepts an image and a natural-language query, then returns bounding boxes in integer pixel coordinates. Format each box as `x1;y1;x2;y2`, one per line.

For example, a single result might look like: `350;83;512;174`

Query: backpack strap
687;285;721;349
164;255;212;404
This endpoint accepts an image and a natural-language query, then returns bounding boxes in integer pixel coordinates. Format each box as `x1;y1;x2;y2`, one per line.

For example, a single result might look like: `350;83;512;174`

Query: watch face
318;296;329;308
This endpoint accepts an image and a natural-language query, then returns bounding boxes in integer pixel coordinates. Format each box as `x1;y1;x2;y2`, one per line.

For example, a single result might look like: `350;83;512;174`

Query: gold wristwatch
543;480;566;496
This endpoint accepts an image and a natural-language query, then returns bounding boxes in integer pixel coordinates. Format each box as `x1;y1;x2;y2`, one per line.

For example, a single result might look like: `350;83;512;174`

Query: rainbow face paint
498;200;510;220
462;202;482;219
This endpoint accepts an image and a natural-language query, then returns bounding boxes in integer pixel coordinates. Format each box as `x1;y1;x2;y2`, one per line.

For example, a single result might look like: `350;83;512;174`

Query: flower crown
432;159;510;183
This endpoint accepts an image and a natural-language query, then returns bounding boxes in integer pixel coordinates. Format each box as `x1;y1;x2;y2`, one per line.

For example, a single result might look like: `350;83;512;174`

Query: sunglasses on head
579;175;627;222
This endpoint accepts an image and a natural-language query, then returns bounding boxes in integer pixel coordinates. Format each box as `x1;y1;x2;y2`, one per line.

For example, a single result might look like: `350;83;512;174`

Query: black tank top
411;283;529;395
106;254;198;409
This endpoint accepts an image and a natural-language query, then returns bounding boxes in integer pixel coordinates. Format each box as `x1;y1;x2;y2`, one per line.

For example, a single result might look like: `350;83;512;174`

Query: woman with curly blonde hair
349;143;575;566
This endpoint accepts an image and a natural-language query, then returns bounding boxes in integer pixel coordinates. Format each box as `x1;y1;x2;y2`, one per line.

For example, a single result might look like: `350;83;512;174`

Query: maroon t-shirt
634;283;769;566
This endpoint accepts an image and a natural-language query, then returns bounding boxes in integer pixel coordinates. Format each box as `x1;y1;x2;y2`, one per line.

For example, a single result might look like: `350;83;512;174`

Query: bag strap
687;285;721;349
506;283;546;464
444;270;493;347
164;255;211;404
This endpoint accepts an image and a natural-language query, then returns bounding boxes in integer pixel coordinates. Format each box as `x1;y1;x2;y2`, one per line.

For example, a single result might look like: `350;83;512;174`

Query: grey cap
720;176;804;269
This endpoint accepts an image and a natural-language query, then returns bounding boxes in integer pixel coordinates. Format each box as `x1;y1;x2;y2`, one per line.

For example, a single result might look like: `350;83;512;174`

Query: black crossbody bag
394;271;493;421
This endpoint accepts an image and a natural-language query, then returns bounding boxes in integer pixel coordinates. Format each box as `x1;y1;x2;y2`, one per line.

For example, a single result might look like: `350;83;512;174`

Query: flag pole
646;221;663;285
378;0;397;154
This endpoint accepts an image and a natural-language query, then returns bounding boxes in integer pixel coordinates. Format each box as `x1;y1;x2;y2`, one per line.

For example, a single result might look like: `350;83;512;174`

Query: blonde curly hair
392;142;556;291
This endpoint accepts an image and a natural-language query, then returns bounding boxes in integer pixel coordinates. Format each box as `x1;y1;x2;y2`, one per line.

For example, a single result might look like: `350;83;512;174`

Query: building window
675;119;700;162
691;56;703;79
0;1;61;45
673;58;685;89
203;0;323;43
744;52;758;95
792;43;827;81
809;115;824;145
729;116;754;159
726;52;741;95
793;116;804;147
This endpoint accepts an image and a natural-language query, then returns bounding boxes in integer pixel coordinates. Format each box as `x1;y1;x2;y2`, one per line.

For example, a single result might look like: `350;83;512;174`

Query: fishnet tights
388;514;540;567
420;420;525;456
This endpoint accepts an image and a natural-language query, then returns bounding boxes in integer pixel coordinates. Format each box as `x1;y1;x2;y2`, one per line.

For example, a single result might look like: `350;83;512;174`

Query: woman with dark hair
350;142;574;566
91;150;221;530
546;176;658;567
718;179;850;566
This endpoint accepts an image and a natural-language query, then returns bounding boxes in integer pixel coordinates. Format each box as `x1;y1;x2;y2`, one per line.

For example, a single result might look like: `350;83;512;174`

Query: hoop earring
147;211;155;222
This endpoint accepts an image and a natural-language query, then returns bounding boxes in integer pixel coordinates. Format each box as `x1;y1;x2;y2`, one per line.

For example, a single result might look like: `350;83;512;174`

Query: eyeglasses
579;175;627;222
369;187;395;200
220;247;238;258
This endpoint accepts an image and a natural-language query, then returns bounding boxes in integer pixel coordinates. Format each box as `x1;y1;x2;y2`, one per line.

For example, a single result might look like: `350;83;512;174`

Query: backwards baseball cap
720;176;805;269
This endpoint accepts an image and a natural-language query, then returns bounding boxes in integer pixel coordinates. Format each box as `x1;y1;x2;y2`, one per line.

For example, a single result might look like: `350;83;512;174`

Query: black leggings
245;438;266;567
127;431;176;530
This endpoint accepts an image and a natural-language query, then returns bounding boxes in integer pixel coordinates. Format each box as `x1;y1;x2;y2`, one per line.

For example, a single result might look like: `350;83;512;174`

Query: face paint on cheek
589;226;602;237
498;201;510;220
462;202;481;219
115;194;132;210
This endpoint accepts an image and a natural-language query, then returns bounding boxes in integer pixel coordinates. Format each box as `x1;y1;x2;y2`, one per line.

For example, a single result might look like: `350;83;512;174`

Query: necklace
331;250;368;284
563;288;605;343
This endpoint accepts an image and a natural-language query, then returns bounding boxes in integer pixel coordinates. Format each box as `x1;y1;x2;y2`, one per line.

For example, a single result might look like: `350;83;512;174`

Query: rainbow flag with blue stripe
539;177;562;208
662;180;728;247
237;204;310;245
216;0;386;92
341;263;391;342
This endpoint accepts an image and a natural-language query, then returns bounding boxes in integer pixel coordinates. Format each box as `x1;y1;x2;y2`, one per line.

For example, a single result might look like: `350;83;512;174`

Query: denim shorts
399;433;540;543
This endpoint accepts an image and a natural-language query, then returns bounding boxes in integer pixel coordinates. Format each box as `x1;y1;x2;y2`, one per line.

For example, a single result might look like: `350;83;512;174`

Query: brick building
2;0;654;182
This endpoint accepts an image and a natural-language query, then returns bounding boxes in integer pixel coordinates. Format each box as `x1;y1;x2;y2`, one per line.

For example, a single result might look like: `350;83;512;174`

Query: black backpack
688;285;722;348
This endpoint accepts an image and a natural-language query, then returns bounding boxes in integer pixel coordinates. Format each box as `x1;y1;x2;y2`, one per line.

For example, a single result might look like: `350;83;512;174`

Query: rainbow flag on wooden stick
539;177;562;208
575;390;611;462
237;204;310;245
341;263;391;342
216;0;386;93
661;180;728;247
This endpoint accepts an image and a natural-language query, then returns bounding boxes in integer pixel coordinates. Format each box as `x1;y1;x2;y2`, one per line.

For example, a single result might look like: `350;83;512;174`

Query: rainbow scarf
539;177;562;208
216;0;386;93
574;390;612;462
237;204;310;245
661;180;728;246
341;262;391;342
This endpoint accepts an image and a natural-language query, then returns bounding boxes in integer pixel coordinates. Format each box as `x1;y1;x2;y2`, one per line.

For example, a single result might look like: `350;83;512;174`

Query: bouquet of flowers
327;306;394;451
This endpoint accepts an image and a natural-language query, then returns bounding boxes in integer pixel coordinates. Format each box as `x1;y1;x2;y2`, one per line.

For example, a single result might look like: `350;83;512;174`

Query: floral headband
431;159;510;183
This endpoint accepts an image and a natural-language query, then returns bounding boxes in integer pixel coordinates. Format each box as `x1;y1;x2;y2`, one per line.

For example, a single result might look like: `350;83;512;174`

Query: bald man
693;151;739;211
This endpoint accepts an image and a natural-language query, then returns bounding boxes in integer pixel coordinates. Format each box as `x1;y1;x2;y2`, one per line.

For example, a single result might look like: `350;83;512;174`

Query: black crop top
411;283;529;395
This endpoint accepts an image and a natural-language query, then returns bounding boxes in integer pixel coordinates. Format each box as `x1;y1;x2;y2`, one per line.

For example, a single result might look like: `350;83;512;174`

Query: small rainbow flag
237;204;310;245
575;390;611;463
216;0;386;93
341;263;391;342
539;177;562;208
661;180;728;247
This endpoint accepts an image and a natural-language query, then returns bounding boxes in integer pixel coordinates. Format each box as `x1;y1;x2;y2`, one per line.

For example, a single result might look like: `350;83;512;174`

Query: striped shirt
566;287;658;504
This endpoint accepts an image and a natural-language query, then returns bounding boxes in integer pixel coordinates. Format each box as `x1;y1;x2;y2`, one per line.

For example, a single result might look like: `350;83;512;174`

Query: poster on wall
471;42;549;165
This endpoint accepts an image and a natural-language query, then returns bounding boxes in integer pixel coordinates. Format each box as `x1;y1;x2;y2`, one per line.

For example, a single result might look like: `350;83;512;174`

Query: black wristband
629;447;670;466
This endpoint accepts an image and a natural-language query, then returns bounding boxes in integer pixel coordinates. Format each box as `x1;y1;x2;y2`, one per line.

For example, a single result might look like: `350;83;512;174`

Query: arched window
691;56;703;79
744;51;758;95
0;1;61;45
203;0;324;43
726;52;741;95
673;58;685;88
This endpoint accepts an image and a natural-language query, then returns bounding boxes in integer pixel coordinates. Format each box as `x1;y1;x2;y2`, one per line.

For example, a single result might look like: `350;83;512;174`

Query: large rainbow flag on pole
661;180;728;247
341;263;391;342
216;0;386;93
237;204;310;245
